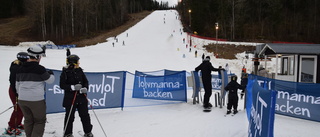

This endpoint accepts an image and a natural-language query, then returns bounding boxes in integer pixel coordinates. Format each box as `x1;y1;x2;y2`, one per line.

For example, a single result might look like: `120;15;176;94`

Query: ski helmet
27;45;45;59
17;52;29;62
67;54;80;65
231;75;237;81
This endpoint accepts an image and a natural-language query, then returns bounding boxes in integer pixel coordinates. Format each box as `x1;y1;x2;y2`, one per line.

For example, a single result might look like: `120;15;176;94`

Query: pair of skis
224;110;241;117
1;129;56;137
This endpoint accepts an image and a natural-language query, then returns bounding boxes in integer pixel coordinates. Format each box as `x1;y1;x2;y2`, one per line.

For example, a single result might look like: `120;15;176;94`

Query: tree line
0;0;170;44
178;0;320;43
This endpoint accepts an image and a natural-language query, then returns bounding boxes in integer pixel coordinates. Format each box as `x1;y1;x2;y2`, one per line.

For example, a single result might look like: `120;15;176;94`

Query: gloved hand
47;70;54;75
71;85;75;90
79;88;88;94
74;84;82;91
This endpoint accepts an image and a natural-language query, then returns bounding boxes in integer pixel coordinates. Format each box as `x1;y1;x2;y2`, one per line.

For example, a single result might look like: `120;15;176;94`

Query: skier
242;66;247;74
60;54;94;137
66;48;71;57
16;45;55;137
6;52;29;135
224;75;243;114
257;65;269;78
240;73;248;99
195;50;197;58
225;63;229;74
195;56;221;109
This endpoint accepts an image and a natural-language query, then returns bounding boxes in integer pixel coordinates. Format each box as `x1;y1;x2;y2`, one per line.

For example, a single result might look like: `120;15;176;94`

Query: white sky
156;0;178;7
0;10;319;137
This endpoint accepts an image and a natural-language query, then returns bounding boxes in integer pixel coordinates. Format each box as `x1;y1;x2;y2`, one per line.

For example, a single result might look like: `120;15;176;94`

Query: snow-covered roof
259;43;320;56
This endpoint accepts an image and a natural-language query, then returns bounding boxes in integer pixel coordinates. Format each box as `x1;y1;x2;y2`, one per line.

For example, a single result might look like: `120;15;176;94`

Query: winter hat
27;45;45;59
17;52;29;62
67;54;80;66
231;75;237;81
204;56;210;61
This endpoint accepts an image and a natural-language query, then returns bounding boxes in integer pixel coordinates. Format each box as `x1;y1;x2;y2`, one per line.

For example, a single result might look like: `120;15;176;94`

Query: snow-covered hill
0;10;319;137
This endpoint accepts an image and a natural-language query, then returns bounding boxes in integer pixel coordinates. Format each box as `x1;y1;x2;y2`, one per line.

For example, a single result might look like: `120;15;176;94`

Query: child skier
224;75;244;114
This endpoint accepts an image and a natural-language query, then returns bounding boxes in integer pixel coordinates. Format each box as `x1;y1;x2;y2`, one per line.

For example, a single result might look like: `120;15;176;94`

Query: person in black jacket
240;73;248;99
195;56;221;108
6;52;29;135
60;54;93;137
225;75;244;114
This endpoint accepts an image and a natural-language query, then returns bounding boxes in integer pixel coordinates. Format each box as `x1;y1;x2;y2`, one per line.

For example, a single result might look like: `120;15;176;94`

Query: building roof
258;43;320;56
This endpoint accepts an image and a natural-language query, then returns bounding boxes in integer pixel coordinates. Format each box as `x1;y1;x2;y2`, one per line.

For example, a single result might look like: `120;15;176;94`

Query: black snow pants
202;77;212;106
227;92;238;111
64;97;93;135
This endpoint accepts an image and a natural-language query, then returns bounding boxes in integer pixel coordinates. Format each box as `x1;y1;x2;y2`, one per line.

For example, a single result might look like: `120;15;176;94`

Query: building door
299;56;317;83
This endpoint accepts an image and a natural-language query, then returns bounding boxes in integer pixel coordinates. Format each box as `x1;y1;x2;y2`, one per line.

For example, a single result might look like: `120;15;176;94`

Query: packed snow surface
0;10;319;137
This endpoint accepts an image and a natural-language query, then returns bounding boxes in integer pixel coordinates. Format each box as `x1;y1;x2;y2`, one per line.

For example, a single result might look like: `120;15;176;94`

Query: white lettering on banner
138;76;181;89
48;74;122;108
137;76;184;99
89;74;120;94
257;80;272;90
278;91;320;104
52;85;64;94
275;101;310;117
255;79;319;118
51;74;120;95
250;92;267;136
275;90;320;118
87;93;106;107
143;89;173;99
212;78;221;89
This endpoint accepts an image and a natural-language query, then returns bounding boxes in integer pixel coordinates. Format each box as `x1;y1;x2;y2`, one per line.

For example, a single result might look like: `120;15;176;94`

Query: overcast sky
156;0;178;7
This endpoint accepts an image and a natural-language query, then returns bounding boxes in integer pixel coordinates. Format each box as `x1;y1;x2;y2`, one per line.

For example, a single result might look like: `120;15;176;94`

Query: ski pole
63;91;78;136
84;94;107;137
0;105;14;115
14;97;18;137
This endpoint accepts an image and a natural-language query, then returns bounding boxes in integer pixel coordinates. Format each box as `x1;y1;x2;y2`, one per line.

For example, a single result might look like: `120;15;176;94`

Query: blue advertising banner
211;74;221;90
46;44;76;49
192;71;201;92
133;70;187;101
247;80;277;137
252;75;320;122
45;69;126;113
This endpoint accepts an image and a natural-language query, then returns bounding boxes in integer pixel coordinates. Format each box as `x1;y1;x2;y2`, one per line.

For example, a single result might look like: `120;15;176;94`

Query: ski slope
0;10;319;137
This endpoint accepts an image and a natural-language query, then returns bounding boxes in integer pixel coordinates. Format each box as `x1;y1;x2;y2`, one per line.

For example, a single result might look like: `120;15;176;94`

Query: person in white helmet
16;45;55;137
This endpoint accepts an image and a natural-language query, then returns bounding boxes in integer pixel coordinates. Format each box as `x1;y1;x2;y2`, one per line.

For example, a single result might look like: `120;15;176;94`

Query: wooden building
256;43;320;83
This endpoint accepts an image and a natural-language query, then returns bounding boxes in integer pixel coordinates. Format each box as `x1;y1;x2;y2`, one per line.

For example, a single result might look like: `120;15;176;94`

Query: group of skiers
6;45;93;137
195;56;248;115
7;45;249;136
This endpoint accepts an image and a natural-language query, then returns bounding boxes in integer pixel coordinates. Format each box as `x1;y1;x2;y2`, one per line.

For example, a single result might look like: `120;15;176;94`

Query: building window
281;56;294;75
300;56;317;83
